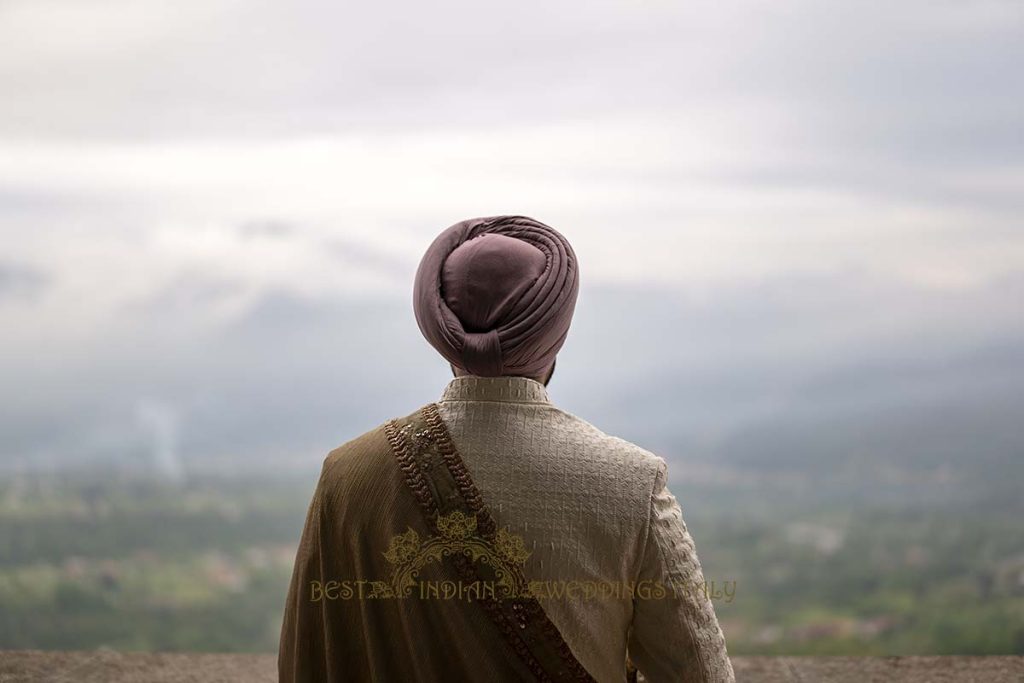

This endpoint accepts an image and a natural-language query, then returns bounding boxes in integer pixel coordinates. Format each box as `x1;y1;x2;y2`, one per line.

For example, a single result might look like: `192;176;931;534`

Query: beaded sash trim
384;403;596;683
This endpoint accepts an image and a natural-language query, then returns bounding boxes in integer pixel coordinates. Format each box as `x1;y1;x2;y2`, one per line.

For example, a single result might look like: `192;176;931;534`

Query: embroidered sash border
384;403;596;683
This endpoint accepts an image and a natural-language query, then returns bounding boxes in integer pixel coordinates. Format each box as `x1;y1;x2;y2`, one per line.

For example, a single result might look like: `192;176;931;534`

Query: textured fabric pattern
627;464;734;682
280;375;734;682
385;404;597;681
436;376;734;683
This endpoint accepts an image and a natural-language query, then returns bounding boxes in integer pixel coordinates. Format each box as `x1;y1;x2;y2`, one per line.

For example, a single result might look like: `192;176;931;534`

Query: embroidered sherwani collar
439;375;551;405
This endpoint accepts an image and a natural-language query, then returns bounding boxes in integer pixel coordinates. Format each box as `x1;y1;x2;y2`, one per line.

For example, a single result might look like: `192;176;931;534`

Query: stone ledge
0;651;1021;682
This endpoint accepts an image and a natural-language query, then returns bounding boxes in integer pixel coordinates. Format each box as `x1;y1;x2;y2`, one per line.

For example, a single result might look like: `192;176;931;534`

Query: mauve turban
413;215;580;378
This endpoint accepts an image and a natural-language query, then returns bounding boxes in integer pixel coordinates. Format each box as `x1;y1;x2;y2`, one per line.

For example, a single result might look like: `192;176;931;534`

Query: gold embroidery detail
382;511;529;599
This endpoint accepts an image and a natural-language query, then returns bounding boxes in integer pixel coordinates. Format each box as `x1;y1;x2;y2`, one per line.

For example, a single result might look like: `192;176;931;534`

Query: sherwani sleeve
627;460;735;682
278;466;330;683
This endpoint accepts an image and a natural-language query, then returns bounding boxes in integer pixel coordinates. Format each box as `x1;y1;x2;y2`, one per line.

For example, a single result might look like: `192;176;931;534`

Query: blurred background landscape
1;0;1022;655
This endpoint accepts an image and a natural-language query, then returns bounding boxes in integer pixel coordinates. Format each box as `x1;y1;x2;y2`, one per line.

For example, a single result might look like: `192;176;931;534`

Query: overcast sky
1;0;1022;478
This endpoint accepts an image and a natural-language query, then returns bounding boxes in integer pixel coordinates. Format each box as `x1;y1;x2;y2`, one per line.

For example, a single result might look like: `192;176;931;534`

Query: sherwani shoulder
279;375;734;682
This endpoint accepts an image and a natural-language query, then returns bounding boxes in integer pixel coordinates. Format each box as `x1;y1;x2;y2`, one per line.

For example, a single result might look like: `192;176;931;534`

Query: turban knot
413;215;579;378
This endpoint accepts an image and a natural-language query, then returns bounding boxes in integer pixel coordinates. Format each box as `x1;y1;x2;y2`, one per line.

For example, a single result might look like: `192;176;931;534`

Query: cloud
0;0;1020;487
0;0;1020;151
0;261;49;300
237;220;295;239
1;270;1022;483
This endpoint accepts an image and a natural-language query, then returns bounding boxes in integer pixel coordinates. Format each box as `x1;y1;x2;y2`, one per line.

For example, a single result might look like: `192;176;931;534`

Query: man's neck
450;362;554;386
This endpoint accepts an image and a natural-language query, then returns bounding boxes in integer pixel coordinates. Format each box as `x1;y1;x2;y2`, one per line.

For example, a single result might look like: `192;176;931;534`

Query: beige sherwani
280;375;733;682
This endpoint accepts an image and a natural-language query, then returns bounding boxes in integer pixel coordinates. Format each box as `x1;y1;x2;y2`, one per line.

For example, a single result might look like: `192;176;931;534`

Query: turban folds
413;215;579;378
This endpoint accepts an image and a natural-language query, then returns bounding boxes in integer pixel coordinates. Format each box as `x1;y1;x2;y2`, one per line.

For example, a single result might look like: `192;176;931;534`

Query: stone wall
0;651;1022;682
